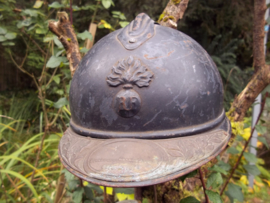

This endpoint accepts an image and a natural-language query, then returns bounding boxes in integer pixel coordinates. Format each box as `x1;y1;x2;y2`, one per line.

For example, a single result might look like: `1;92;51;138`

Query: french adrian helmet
59;13;231;187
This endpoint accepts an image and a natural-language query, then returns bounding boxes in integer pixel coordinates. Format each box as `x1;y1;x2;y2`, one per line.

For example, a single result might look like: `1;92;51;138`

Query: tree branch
229;0;269;121
221;93;268;195
48;12;81;76
253;0;267;71
199;168;209;203
158;0;190;28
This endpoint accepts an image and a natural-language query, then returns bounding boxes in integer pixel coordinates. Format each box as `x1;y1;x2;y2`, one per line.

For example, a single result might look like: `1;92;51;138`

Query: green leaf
225;183;244;203
52;75;60;84
114;188;134;194
49;2;64;8
46;56;67;68
0;26;7;34
54;97;69;109
2;42;15;46
53;35;63;48
84;186;94;200
217;160;231;171
87;183;103;194
22;9;39;17
205;190;222;203
68;180;80;190
62;169;74;181
243;152;258;163
73;187;84;203
80;47;89;53
255;125;267;134
206;172;223;189
243;164;261;176
77;30;92;40
179;196;200;203
258;137;269;149
119;21;129;28
43;35;54;42
209;165;227;175
36;28;47;34
102;0;112;9
5;32;17;40
33;0;44;8
0;36;7;42
227;147;239;154
17;18;34;28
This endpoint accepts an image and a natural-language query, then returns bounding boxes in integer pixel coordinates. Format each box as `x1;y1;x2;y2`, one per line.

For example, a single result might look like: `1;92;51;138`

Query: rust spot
180;103;188;109
144;50;175;60
207;91;210;95
147;33;152;38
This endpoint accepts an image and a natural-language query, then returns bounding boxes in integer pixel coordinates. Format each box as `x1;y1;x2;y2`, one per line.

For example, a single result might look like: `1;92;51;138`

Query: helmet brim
59;116;231;187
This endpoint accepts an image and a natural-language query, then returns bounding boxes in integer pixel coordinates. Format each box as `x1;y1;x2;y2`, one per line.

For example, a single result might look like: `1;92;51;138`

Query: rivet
129;38;137;43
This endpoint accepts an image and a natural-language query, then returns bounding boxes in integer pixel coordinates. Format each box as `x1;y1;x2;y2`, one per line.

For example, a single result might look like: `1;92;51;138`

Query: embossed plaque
107;56;153;118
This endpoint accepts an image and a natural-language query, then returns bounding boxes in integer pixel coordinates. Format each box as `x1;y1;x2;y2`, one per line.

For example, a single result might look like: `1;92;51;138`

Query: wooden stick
135;187;142;203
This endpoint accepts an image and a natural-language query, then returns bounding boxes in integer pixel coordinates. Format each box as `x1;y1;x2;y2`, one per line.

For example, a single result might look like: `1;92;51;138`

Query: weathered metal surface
117;13;155;50
59;117;230;187
59;13;232;187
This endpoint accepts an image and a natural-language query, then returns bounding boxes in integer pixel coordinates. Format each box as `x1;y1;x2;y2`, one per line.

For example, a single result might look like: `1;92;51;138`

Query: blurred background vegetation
1;0;270;202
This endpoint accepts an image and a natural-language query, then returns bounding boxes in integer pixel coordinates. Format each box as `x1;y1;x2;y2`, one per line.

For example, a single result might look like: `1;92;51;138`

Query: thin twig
104;186;107;203
49;109;61;127
9;50;33;79
45;66;59;89
0;166;26;201
199;168;209;203
224;67;237;93
69;0;73;24
154;185;157;203
22;30;46;55
220;92;268;195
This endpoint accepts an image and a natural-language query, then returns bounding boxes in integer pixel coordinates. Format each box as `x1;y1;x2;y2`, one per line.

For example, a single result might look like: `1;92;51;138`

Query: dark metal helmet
59;13;231;187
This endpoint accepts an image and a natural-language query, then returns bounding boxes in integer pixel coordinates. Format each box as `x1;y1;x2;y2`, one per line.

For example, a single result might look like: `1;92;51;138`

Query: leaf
243;164;261;176
119;21;129;28
46;56;67;68
87;183;103;194
217;160;231;171
0;26;7;34
114;188;134;194
0;169;40;203
43;35;54;42
62;169;74;181
36;28;47;34
80;47;89;53
73;187;84;203
68;180;80;190
2;42;15;46
255;125;267;134
179;196;200;203
209;165;227;175
205;190;222;203
225;183;244;203
33;0;43;8
227;147;239;154
22;9;39;17
5;32;17;40
53;35;63;48
206;173;223;189
52;75;60;84
0;36;7;42
17;19;34;28
258;137;269;149
84;186;94;200
102;0;112;9
48;2;64;8
244;152;258;163
77;30;92;40
54;97;69;109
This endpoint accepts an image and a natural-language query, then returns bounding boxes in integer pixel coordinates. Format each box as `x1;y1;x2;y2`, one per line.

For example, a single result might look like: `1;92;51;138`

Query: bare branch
48;12;81;77
158;0;190;28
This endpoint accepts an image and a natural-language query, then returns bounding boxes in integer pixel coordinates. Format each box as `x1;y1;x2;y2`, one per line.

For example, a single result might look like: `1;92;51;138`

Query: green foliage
225;183;244;203
205;190;222;203
179;196;200;203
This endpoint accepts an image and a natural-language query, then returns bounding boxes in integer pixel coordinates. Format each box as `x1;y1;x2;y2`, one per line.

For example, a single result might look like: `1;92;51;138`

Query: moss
163;15;176;22
172;0;181;4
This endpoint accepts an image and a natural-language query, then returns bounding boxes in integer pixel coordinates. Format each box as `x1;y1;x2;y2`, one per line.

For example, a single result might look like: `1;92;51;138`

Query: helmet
59;13;231;187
